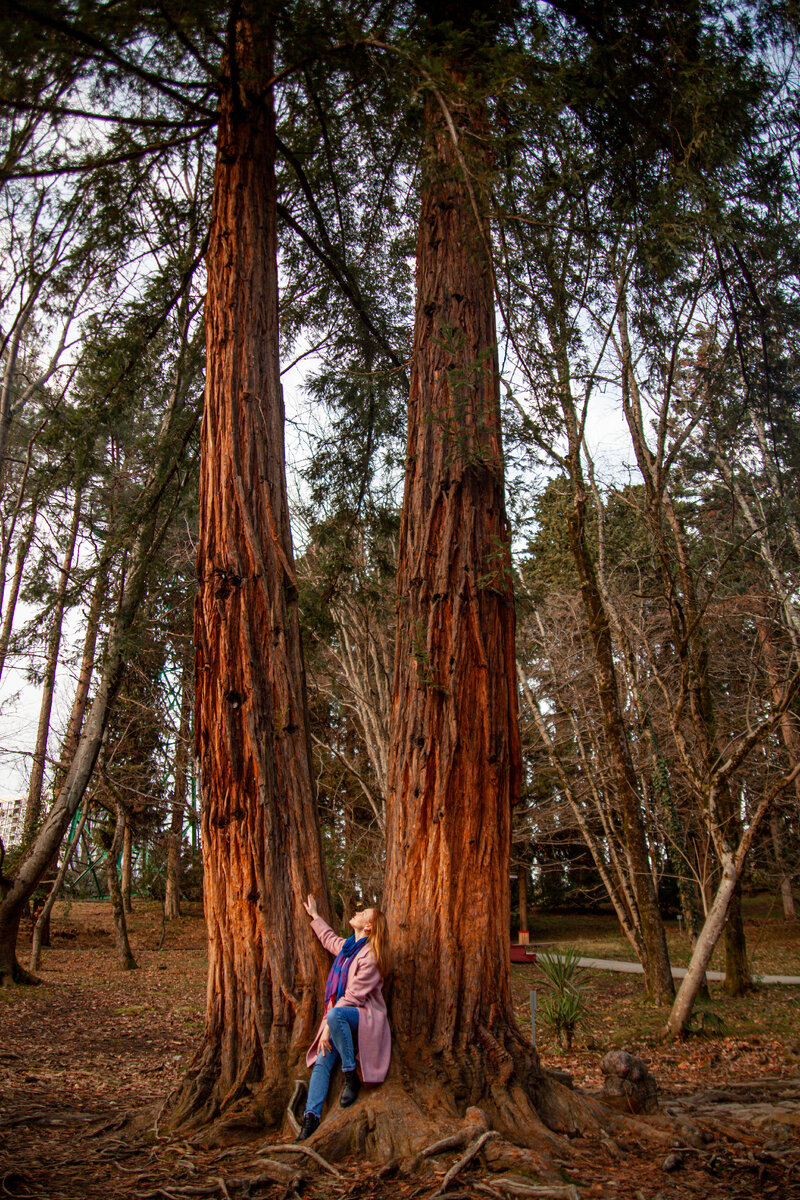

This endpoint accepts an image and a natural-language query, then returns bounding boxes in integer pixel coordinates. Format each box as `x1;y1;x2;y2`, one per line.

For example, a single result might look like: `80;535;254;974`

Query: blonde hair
367;908;391;979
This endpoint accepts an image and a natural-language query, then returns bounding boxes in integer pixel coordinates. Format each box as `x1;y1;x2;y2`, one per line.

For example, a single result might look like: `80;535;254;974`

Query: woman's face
349;907;374;935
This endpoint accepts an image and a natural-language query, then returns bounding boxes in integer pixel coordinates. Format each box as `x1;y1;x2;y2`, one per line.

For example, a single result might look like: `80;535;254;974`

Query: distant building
0;795;25;847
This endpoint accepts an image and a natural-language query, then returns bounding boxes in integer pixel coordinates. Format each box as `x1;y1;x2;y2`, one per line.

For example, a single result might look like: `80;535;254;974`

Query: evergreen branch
2;128;215;180
275;200;406;379
5;1;219;116
154;1;222;83
302;70;347;251
0;96;214;130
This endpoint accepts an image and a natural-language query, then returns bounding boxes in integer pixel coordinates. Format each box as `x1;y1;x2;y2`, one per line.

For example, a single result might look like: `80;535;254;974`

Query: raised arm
303;894;345;956
311;915;345;956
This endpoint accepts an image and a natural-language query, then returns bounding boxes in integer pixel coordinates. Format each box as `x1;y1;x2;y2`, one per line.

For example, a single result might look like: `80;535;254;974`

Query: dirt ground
1;900;799;1200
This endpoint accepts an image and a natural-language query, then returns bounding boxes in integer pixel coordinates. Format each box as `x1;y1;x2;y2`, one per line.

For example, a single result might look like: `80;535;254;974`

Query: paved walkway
576;956;800;985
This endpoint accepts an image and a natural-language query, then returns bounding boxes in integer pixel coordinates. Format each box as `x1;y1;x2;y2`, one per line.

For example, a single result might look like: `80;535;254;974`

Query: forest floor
1;898;799;1200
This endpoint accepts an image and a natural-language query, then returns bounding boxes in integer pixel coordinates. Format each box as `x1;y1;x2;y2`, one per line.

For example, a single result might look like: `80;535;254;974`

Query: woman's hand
303;894;319;919
318;1023;333;1057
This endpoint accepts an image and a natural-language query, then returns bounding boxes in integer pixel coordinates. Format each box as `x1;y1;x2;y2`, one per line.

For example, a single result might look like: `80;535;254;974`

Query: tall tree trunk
57;555;109;777
378;66;554;1149
539;285;672;1003
564;483;674;1004
757;612;799;919
23;490;82;844
107;803;137;970
616;294;750;996
30;797;90;972
721;883;749;996
769;811;796;920
0;506;37;686
0;433;37;618
0;374;195;984
168;6;331;1130
0;311;29;477
121;813;133;914
664;763;799;1037
165;653;192;921
0;530;154;982
519;663;647;960
664;853;740;1038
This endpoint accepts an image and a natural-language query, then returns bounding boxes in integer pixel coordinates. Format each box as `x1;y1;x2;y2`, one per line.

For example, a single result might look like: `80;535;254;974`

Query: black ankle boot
295;1112;320;1142
340;1068;361;1108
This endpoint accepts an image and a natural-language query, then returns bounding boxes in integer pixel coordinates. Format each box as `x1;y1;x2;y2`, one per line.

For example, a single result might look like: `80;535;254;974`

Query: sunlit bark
171;5;331;1128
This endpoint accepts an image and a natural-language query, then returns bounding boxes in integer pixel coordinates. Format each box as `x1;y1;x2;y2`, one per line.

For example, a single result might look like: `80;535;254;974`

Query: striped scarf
324;934;367;1009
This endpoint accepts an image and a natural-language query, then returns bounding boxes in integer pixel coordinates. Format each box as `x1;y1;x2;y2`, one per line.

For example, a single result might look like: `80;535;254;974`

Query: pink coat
306;916;391;1083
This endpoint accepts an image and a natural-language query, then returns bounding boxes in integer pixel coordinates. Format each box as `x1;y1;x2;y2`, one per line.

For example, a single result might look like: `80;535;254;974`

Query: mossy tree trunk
108;803;137;971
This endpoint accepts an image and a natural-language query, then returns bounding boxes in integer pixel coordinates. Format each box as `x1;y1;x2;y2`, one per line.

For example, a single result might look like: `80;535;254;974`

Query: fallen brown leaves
1;900;799;1200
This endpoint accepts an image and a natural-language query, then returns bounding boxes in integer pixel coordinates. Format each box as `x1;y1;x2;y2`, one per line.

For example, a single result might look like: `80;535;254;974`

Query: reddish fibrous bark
382;85;540;1106
311;69;591;1165
172;8;331;1129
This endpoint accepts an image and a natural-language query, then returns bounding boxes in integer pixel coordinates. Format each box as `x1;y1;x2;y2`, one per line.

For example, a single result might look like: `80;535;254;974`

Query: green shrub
537;947;589;1050
537;946;589;992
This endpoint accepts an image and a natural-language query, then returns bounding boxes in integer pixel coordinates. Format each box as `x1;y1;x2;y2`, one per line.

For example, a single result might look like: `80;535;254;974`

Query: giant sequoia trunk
383;86;528;1078
313;76;589;1170
169;7;331;1130
322;56;573;1159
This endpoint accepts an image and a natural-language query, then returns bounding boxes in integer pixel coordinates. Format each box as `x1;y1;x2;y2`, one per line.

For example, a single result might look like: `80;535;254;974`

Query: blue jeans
305;1006;359;1118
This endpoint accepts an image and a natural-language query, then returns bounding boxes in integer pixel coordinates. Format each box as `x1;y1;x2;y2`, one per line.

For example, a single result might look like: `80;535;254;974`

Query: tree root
137;1162;303;1199
433;1130;500;1195
159;1028;715;1200
408;1112;491;1173
611;1112;685;1145
257;1143;342;1177
300;1081;583;1193
164;1047;293;1141
0;958;41;987
481;1180;581;1200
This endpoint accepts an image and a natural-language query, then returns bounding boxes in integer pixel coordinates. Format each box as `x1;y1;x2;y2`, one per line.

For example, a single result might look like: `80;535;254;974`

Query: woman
296;894;391;1141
